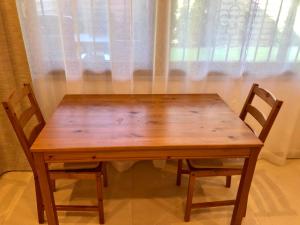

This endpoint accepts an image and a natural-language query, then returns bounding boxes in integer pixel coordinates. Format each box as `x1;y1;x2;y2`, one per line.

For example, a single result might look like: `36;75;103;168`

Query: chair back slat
253;87;276;107
246;104;266;126
25;84;45;125
240;83;283;142
259;100;283;142
19;106;37;128
28;123;44;147
239;84;257;121
2;83;45;171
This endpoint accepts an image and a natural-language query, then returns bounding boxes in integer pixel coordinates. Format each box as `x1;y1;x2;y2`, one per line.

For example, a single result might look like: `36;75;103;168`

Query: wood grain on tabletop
31;94;262;152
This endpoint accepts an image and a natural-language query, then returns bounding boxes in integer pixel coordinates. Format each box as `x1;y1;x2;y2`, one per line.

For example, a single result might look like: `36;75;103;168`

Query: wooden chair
176;83;283;221
2;83;108;224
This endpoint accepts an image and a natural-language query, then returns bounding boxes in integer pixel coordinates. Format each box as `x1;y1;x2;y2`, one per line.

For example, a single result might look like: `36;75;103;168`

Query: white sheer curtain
169;0;300;78
16;0;300;169
17;0;155;94
167;0;300;164
17;0;156;171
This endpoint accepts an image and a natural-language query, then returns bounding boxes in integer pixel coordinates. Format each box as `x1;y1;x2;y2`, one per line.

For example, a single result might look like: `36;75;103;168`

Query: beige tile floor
0;159;299;225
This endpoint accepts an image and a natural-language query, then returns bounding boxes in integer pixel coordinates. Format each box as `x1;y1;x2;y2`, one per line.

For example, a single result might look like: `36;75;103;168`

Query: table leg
33;173;45;223
230;148;260;225
34;153;59;225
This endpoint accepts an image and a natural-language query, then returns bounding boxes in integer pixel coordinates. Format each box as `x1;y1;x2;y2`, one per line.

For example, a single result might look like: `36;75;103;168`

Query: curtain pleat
0;0;32;174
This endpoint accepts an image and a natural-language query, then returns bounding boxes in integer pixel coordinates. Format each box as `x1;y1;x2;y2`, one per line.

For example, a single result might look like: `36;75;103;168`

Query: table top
31;94;263;152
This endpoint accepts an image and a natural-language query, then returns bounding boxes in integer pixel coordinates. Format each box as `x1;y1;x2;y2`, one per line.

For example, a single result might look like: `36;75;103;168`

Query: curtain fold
0;0;66;175
0;0;32;174
167;0;300;164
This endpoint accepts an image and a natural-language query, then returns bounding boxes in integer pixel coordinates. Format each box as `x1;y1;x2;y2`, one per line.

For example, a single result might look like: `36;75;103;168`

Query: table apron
42;148;253;163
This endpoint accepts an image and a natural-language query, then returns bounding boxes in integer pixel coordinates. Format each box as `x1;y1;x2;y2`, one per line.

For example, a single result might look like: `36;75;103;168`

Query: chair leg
102;163;108;188
243;196;248;217
34;175;45;224
176;159;183;186
184;173;196;222
51;179;56;192
226;176;231;188
96;173;105;224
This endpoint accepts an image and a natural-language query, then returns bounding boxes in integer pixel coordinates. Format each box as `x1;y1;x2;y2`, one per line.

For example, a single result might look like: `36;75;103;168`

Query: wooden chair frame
176;83;283;222
2;83;108;224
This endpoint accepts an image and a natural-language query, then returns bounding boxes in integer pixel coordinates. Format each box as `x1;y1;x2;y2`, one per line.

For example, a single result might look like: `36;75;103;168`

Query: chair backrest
2;83;45;170
239;83;283;143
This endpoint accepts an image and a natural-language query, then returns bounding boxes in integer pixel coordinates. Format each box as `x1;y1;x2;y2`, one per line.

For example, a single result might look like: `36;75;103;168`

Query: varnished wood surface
2;84;107;224
30;93;263;225
31;94;262;153
176;84;282;224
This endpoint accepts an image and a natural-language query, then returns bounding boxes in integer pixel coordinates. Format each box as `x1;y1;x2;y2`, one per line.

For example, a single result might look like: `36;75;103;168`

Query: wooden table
31;94;263;225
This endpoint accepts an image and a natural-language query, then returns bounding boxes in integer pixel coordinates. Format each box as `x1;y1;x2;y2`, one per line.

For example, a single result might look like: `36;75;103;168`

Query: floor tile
1;160;300;225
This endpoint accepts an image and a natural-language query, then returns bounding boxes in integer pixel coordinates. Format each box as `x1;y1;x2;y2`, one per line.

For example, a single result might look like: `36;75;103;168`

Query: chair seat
49;162;100;171
187;158;244;170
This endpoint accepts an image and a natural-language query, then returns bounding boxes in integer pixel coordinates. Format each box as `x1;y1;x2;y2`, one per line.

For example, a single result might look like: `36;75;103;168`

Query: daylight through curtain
15;0;300;170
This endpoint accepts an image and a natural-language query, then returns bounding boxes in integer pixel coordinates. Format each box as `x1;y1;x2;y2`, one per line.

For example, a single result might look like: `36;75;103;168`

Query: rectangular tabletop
31;94;262;153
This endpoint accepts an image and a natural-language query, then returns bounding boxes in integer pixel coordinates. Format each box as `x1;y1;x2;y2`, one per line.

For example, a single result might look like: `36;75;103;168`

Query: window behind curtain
18;0;155;81
169;0;300;78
